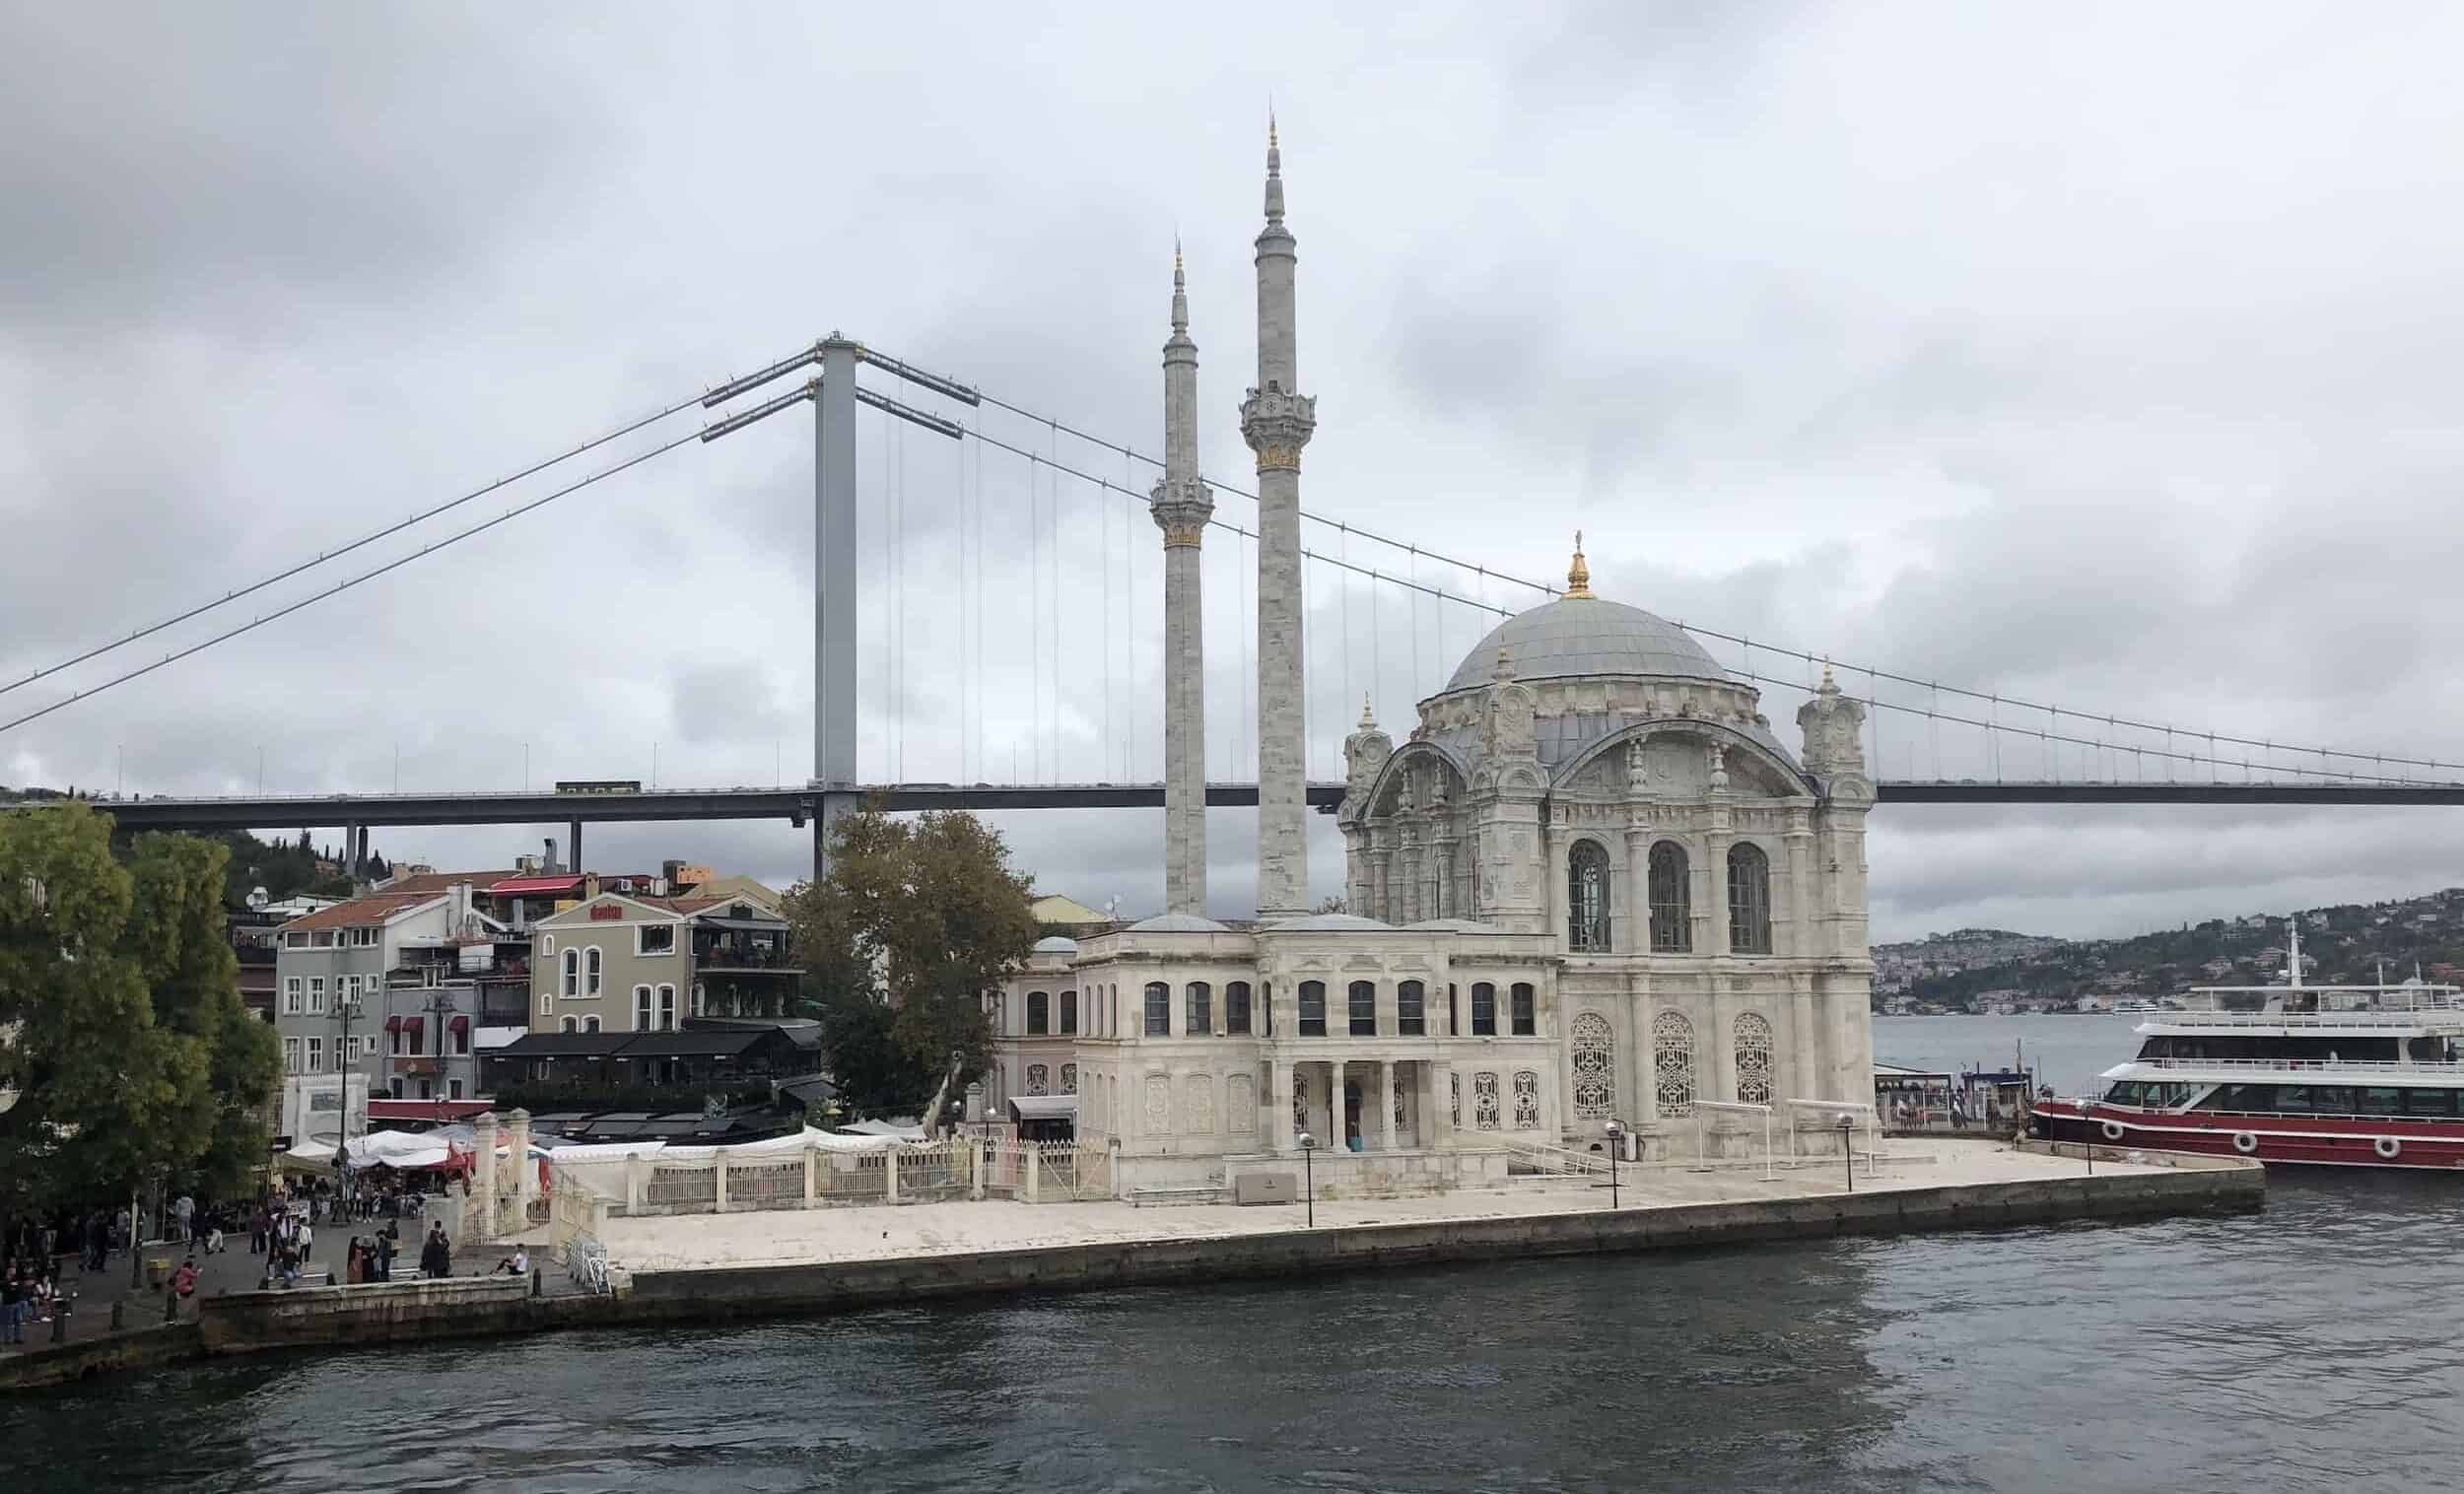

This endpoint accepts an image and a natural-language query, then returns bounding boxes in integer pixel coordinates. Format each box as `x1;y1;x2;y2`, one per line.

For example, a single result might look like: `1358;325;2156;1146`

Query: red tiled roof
277;891;442;932
383;869;519;896
484;875;584;897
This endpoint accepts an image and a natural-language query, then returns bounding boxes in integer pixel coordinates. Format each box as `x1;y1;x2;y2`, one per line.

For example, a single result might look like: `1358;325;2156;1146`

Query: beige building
528;890;800;1034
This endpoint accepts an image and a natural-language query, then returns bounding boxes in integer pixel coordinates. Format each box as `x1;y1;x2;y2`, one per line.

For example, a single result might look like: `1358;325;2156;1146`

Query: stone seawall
195;1275;540;1355
618;1158;2262;1323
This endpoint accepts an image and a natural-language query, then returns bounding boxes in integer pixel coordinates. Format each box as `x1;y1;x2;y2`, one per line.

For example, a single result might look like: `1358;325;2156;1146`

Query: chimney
583;873;601;902
544;837;560;874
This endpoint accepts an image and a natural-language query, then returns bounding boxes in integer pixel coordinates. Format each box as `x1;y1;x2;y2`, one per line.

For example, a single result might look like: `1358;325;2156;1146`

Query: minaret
1151;243;1214;914
1241;115;1318;918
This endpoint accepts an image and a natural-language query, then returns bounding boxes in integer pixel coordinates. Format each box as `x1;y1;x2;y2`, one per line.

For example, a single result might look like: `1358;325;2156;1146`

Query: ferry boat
2031;921;2464;1169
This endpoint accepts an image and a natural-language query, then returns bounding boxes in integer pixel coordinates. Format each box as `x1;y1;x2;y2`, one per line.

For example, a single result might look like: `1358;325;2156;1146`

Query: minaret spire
1242;115;1318;917
1152;243;1213;914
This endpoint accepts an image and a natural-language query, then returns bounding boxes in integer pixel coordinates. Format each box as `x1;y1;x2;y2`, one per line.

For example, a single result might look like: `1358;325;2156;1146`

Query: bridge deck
26;778;2464;834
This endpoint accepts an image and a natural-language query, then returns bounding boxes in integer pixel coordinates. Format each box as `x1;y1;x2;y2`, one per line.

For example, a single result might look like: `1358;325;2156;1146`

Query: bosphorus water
9;1018;2462;1493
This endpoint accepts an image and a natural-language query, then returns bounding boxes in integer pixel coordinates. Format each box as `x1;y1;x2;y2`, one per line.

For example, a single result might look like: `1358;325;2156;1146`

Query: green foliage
786;805;1039;1118
810;985;935;1117
0;804;281;1216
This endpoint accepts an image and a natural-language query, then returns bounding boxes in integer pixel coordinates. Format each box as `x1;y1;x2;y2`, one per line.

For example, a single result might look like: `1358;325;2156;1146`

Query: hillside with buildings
1877;889;2464;1014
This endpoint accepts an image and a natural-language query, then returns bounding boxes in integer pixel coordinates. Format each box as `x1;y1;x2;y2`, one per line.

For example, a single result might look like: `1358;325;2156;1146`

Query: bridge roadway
44;778;2464;839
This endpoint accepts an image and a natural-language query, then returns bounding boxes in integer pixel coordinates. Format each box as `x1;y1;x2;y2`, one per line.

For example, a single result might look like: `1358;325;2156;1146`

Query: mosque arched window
1348;980;1377;1036
1567;841;1611;951
1510;983;1537;1036
1654;1009;1695;1117
1398;980;1426;1036
1471;982;1497;1037
1026;991;1050;1035
1571;1012;1614;1119
1225;982;1253;1035
1143;982;1170;1037
1298;981;1328;1038
1059;990;1077;1035
1186;982;1212;1036
1735;1012;1775;1106
1649;841;1691;953
1728;843;1773;955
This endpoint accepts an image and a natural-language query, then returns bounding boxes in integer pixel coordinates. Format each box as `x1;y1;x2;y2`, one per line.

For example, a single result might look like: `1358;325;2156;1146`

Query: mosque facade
987;131;1878;1193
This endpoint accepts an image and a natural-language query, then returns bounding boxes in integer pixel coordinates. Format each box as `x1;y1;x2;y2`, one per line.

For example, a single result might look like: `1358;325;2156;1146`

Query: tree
785;804;1039;1130
0;804;279;1224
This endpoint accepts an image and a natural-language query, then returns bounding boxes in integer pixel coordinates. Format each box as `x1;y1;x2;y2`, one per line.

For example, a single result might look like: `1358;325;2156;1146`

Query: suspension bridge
9;332;2462;876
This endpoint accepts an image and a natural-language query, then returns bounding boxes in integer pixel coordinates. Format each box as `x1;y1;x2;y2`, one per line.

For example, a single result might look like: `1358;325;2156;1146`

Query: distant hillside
1877;889;2464;1012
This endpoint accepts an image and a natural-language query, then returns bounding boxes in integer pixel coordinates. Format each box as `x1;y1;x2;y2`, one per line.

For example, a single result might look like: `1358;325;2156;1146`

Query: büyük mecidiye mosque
987;127;1879;1192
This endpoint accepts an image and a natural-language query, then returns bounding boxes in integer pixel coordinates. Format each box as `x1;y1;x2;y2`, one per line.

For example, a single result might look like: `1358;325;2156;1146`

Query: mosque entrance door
1343;1080;1365;1150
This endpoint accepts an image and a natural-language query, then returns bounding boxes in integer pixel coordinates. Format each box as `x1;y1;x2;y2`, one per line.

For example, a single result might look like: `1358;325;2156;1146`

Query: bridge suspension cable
0;364;823;703
0;426;707;736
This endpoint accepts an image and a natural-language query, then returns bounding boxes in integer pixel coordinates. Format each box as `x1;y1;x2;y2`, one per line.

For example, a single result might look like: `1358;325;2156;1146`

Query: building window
448;1079;464;1101
1226;983;1253;1036
308;976;325;1015
541;935;554;955
1728;844;1773;954
1654;1009;1695;1117
1567;841;1611;951
585;946;604;995
561;948;580;998
1472;1070;1501;1130
312;931;334;948
1648;841;1691;952
1347;981;1377;1037
537;992;552;1018
1059;990;1078;1034
1027;990;1050;1035
1471;982;1497;1037
283;977;303;1015
1061;1063;1077;1094
639;924;674;956
1513;1069;1540;1129
1735;1011;1775;1105
285;932;308;949
657;984;676;1030
1298;981;1328;1038
561;1016;578;1034
1398;980;1425;1036
1571;1012;1614;1119
634;985;652;1030
390;1023;405;1057
1510;983;1537;1037
1143;982;1171;1037
352;927;377;948
306;1036;324;1072
1187;982;1212;1035
1026;1063;1051;1096
283;1037;301;1074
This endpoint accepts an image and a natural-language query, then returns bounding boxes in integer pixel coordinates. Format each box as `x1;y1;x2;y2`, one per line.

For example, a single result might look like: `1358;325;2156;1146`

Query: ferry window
2306;1087;2353;1114
2405;1088;2455;1118
2106;1082;2145;1106
2215;1084;2270;1112
2359;1088;2406;1117
2273;1087;2313;1112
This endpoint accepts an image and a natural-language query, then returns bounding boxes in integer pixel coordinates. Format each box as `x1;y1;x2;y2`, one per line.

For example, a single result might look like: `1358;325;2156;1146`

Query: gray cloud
6;3;2463;946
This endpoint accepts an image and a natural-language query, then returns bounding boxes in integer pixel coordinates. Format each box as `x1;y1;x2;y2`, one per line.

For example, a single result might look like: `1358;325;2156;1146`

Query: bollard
111;1298;125;1330
530;1266;543;1299
51;1308;67;1344
163;1288;178;1324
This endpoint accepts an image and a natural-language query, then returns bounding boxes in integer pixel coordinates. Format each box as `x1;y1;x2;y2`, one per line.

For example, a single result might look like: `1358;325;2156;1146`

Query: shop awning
448;1014;470;1035
383;1015;404;1033
1006;1094;1078;1120
405;1016;425;1041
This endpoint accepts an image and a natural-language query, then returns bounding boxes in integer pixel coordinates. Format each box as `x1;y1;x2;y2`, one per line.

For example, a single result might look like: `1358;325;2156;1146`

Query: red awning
383;1015;404;1034
405;1016;425;1040
448;1014;470;1035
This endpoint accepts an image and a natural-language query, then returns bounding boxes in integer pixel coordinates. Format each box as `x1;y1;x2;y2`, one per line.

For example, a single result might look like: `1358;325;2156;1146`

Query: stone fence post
506;1108;533;1225
471;1112;501;1244
802;1139;817;1208
625;1151;648;1211
714;1147;731;1213
884;1145;901;1203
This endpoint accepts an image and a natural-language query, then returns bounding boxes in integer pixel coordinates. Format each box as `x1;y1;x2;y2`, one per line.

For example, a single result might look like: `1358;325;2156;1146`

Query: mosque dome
1443;534;1727;694
1030;935;1080;955
1126;912;1231;933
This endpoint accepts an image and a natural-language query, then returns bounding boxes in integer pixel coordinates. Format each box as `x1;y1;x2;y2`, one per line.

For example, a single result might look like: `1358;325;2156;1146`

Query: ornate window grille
1451;1070;1462;1125
1186;982;1212;1035
1735;1012;1775;1105
1472;1070;1502;1131
1649;841;1692;952
1571;1012;1614;1119
1143;982;1170;1036
1292;1070;1311;1132
1060;1062;1078;1094
1348;981;1377;1037
1026;990;1050;1035
1025;1063;1050;1096
1728;843;1773;955
1567;841;1611;951
1394;1072;1408;1131
1398;980;1425;1036
1471;982;1497;1036
1654;1008;1696;1117
1512;1069;1540;1129
1298;981;1328;1037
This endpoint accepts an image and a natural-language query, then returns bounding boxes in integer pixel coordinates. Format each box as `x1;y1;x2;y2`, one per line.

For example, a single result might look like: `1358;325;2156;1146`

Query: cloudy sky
5;3;2461;941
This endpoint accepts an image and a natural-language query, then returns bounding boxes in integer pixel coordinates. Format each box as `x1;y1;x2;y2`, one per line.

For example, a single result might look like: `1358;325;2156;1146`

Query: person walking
419;1224;451;1279
2;1268;23;1346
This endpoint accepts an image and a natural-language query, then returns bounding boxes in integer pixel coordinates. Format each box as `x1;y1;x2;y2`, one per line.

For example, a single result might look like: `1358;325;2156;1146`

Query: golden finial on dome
1564;530;1594;598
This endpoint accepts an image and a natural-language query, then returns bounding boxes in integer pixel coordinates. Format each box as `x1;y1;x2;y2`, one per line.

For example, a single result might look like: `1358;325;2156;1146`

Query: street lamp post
1297;1130;1317;1229
1605;1119;1625;1210
1837;1112;1857;1191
